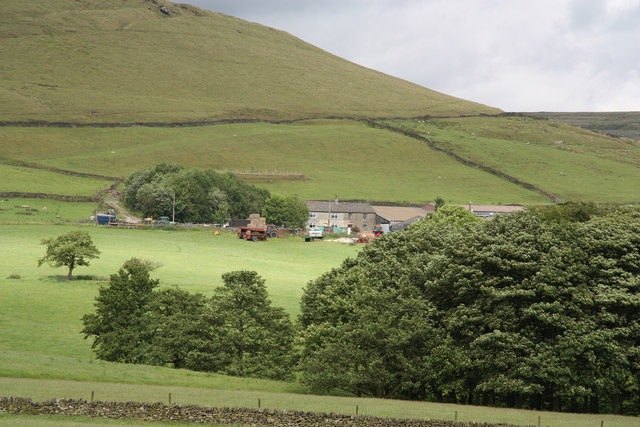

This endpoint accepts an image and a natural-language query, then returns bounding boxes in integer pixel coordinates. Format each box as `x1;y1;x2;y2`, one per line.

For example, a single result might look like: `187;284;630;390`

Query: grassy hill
3;0;637;206
2;116;639;205
0;0;499;123
382;116;640;203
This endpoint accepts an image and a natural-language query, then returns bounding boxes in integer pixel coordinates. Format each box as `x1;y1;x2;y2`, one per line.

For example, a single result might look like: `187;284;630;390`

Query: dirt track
105;200;141;223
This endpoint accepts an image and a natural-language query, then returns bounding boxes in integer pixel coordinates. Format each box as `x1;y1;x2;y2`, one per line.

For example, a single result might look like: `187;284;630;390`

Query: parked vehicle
238;224;290;241
304;229;324;242
155;216;175;226
373;224;384;237
238;226;269;241
96;213;118;225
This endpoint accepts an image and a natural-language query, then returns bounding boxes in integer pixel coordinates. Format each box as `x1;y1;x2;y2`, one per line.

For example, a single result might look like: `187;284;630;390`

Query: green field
0;198;98;224
0;121;552;204
2;225;640;425
0;164;115;196
3;1;640;424
386;117;640;204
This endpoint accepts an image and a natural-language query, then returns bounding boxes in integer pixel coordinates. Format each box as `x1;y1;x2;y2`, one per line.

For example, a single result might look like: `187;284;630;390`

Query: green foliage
299;210;640;413
81;258;159;362
137;288;213;370
37;230;100;280
209;271;296;381
82;264;295;381
123;163;270;223
262;194;309;228
528;201;619;223
411;204;481;229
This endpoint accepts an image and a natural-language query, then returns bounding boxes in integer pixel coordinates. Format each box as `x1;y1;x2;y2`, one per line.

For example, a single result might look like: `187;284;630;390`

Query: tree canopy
82;262;295;381
37;230;100;280
262;194;309;229
123;163;270;223
298;208;640;414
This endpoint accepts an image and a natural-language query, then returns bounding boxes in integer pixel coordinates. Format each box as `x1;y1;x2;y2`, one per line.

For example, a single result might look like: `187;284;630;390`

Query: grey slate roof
306;200;376;214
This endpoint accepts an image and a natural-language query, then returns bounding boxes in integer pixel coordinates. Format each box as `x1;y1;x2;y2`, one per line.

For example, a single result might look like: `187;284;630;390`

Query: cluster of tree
298;205;640;414
261;194;309;229
123;163;270;224
82;260;295;381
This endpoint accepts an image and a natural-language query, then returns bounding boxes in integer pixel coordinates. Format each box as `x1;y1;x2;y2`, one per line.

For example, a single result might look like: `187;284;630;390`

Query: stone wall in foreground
0;396;531;427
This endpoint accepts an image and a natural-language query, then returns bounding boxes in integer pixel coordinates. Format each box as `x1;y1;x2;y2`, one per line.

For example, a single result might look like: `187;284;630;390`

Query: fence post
537;415;540;427
168;393;171;405
455;410;458;420
91;391;94;403
356;405;359;415
258;398;261;409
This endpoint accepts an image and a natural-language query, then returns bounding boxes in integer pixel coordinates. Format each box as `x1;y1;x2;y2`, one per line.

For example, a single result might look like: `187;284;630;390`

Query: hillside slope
0;0;500;123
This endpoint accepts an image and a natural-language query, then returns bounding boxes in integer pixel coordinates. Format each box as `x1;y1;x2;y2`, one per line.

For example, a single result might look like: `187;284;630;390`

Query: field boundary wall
0;396;530;427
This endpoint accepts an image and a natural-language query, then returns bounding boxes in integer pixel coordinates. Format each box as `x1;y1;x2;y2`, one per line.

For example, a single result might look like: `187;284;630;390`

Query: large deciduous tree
81;258;159;362
37;230;100;280
209;270;296;380
298;208;640;414
262;194;309;228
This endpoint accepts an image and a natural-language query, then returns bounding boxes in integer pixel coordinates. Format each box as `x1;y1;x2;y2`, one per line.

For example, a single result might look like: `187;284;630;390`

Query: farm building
306;199;376;232
372;206;430;233
462;204;525;218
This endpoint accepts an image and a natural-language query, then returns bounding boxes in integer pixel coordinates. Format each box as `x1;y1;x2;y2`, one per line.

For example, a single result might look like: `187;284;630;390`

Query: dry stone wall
0;397;531;427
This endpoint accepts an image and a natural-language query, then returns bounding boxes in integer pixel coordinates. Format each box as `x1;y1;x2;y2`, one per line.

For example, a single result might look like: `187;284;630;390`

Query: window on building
309;223;316;228
362;213;367;220
348;213;352;219
362;224;367;229
330;213;338;219
310;212;317;218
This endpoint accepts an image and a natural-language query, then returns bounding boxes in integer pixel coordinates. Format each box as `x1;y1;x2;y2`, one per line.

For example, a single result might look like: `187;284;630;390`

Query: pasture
0;164;115;196
0;198;99;224
0;121;549;204
2;223;639;426
390;117;640;204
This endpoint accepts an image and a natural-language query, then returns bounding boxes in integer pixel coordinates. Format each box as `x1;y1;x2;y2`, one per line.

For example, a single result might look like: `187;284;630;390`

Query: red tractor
373;225;384;237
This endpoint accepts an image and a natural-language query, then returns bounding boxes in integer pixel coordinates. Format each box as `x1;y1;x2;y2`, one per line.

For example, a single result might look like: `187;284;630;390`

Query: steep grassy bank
381;116;640;204
0;0;499;123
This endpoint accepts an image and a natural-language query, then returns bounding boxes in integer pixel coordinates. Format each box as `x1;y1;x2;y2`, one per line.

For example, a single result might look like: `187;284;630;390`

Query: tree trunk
67;257;75;280
612;393;620;415
552;394;560;412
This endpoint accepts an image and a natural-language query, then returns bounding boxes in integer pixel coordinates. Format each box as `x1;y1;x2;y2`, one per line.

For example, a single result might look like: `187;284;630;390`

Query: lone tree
38;230;100;280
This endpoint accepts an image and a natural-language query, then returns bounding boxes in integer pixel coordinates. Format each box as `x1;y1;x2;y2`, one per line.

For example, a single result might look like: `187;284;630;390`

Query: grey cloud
187;0;639;111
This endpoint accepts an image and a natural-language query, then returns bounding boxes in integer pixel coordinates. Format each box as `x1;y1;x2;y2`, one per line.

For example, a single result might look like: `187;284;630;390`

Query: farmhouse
306;199;376;231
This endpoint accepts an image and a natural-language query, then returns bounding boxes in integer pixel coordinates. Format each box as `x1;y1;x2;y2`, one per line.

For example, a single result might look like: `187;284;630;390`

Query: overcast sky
188;0;639;112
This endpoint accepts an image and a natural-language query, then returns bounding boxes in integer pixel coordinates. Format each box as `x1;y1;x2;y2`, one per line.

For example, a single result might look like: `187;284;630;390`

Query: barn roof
306;200;375;214
373;206;429;222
